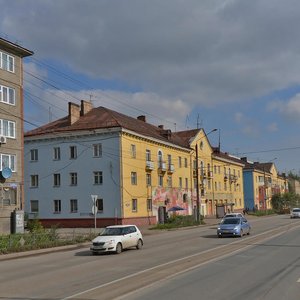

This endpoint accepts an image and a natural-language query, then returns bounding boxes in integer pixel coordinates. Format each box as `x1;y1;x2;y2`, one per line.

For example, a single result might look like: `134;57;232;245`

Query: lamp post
195;128;217;222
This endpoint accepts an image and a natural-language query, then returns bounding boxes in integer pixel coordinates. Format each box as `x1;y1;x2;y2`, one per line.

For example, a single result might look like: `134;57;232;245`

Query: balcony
146;161;154;171
167;164;175;174
158;161;167;172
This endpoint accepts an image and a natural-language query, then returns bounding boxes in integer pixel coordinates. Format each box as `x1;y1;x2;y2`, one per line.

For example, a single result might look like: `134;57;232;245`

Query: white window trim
0;85;15;105
0;119;16;138
0;51;15;73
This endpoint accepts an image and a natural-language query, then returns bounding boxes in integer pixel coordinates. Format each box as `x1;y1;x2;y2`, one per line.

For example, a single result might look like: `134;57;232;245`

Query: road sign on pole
91;195;98;231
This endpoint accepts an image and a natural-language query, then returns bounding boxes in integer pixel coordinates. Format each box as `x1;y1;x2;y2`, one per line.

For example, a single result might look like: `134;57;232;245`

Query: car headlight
217;227;221;230
234;226;239;230
105;239;116;246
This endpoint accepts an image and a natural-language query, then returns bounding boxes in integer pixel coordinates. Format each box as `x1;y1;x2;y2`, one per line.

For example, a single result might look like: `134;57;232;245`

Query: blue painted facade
24;131;122;222
243;170;255;210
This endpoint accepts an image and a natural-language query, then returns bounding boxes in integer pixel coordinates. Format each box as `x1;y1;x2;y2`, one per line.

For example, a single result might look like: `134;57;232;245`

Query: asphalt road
0;215;299;300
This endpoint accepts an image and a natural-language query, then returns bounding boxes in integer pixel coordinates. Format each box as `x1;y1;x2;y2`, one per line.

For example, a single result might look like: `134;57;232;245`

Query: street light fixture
195;128;218;222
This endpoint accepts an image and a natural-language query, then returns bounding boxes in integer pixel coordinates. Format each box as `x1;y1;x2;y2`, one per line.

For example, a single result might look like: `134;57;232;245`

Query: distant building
0;37;33;233
242;158;287;211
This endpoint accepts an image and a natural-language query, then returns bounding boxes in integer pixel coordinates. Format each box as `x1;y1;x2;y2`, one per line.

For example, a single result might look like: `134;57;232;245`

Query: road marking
297;278;300;283
62;222;300;300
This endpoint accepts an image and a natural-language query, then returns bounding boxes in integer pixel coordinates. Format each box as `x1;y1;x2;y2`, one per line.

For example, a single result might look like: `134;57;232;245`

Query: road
0;215;299;300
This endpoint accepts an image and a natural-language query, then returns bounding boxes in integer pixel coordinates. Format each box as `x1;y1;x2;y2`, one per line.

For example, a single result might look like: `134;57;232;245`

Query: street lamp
195;128;218;222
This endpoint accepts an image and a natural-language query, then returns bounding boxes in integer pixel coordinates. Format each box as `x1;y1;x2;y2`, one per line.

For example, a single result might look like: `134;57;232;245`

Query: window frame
30;149;38;162
0;51;15;73
93;171;103;185
93;143;102;157
53;147;61;160
70;199;78;213
132;198;137;212
0;85;15;105
131;171;137;185
69;146;77;159
54;199;61;214
53;173;61;187
30;200;39;213
30;175;39;188
70;172;78;186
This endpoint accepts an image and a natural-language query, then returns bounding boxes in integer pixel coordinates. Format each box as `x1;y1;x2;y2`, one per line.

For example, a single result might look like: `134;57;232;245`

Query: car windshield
100;227;126;236
224;214;237;218
222;218;241;225
292;208;300;212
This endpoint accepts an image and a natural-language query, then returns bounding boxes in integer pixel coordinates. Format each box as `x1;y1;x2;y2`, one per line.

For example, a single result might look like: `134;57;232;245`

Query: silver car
290;208;300;219
217;217;251;238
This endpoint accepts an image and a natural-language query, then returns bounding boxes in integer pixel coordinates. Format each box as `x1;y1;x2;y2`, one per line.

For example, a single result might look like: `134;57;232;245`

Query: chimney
137;115;146;122
241;157;248;162
80;100;93;116
158;125;164;129
68;102;80;125
161;129;172;140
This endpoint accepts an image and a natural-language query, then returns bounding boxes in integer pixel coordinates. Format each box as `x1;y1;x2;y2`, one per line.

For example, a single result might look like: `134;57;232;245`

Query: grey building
0;37;33;233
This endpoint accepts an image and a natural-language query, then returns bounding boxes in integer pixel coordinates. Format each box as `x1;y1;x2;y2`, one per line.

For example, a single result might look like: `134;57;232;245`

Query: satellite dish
1;167;12;179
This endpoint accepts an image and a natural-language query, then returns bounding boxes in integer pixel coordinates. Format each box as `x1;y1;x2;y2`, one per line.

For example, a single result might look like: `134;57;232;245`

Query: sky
1;0;300;174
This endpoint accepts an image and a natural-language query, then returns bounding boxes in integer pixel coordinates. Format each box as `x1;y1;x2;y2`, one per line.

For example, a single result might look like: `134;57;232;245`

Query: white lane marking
63;223;300;300
297;278;300;283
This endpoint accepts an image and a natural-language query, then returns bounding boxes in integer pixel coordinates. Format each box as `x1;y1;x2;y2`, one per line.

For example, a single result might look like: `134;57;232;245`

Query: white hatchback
90;225;143;254
290;208;300;219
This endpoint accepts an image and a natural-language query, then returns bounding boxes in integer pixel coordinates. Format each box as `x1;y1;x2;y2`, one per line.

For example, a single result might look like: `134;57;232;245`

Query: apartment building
0;37;33;233
242;158;287;210
24;101;207;227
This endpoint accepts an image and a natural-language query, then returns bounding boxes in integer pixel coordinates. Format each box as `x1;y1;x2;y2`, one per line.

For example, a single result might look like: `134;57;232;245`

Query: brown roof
212;150;245;166
25;106;198;149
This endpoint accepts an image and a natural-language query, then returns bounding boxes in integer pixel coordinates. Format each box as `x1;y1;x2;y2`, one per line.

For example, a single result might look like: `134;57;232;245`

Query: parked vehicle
217;217;251;238
290;208;300;219
223;213;245;219
90;225;143;254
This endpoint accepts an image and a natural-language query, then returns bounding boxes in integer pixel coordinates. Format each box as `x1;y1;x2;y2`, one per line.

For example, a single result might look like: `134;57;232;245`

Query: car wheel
218;235;222;238
136;239;143;250
247;230;250;235
115;243;122;254
239;230;243;237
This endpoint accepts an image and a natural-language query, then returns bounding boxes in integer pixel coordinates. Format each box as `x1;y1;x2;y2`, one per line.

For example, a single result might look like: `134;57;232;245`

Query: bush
150;215;203;230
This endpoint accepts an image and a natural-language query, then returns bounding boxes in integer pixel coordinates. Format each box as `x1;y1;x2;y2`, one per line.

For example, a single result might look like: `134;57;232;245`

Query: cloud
267;122;278;132
3;0;300;109
268;94;300;121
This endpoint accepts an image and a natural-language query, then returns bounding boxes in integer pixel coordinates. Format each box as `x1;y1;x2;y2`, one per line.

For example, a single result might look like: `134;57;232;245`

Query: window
53;174;61;187
54;200;61;213
96;198;104;212
193;178;197;188
184;158;188;168
147;198;152;211
0;52;14;72
70;146;77;159
178;156;182;168
94;171;103;185
70;172;78;186
30;175;39;187
179;177;182;188
146;149;151;161
93;144;102;157
167;176;172;187
185;178;188;189
0;119;15;138
70;199;78;213
0;85;15;105
158;175;163;187
215;181;218;191
53;147;61;160
131;172;137;185
30;200;39;213
30;149;38;161
146;173;151;186
130;144;136;158
1;154;16;171
132;199;137;212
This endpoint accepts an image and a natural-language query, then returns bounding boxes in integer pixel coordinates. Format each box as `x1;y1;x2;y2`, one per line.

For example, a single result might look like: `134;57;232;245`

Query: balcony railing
158;161;167;172
146;161;154;171
168;164;175;173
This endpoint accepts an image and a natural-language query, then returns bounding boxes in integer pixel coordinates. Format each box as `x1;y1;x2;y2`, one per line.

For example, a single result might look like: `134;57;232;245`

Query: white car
290;208;300;219
90;225;143;254
223;213;245;219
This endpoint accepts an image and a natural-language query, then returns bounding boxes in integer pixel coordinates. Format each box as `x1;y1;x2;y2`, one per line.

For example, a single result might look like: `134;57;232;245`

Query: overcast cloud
1;0;300;171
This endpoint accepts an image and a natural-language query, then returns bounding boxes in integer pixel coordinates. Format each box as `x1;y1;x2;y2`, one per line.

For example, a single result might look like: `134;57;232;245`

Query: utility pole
196;143;200;223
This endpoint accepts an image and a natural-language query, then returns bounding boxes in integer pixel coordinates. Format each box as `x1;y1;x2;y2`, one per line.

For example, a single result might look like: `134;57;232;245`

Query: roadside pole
91;195;98;232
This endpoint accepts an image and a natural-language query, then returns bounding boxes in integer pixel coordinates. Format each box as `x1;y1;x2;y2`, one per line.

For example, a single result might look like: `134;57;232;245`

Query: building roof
212;149;245;166
25;105;199;149
0;37;33;57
